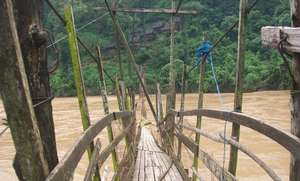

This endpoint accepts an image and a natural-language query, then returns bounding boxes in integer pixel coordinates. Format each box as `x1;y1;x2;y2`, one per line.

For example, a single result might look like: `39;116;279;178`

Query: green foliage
46;0;292;96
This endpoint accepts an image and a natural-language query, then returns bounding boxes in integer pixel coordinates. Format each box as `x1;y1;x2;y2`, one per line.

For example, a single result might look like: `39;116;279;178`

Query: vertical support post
64;4;100;181
0;0;49;179
229;0;247;175
289;1;300;180
177;64;186;160
166;0;176;146
192;60;206;181
139;65;147;120
156;83;164;122
96;45;119;172
119;82;133;148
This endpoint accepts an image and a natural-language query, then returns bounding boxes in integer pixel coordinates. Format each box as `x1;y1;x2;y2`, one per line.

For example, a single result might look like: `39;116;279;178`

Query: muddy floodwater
0;91;292;180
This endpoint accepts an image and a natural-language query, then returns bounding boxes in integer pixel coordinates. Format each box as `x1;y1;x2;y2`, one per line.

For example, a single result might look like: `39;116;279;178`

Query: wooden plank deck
133;127;183;181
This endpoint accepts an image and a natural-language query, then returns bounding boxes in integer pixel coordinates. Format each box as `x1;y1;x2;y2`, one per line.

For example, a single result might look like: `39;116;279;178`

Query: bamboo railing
45;111;139;181
159;109;300;181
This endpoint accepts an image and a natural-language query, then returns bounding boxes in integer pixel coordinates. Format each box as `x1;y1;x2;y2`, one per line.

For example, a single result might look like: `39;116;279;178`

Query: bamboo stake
192;59;206;181
96;45;119;173
64;4;100;181
177;64;186;160
229;0;247;175
104;0;158;125
139;66;147;120
166;0;176;146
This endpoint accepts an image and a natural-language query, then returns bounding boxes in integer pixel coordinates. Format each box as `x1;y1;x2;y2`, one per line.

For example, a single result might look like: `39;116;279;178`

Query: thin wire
209;56;228;174
47;13;109;48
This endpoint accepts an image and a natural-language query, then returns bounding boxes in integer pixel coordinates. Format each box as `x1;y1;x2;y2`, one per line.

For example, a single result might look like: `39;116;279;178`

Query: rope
186;0;260;75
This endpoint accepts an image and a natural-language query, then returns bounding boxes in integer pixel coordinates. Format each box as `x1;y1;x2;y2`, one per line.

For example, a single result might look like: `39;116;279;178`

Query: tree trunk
13;0;59;170
290;1;300;180
0;0;49;180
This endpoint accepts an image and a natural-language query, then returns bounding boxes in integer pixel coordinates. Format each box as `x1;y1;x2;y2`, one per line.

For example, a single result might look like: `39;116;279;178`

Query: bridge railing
160;109;300;181
45;111;140;181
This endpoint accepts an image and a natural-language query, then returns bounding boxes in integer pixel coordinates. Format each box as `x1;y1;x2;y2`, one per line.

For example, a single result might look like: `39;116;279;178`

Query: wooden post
12;0;59;171
166;0;176;146
0;0;49;179
64;4;100;181
290;1;300;181
156;83;164;122
192;59;206;181
229;0;247;175
177;64;186;160
139;65;147;120
96;45;119;172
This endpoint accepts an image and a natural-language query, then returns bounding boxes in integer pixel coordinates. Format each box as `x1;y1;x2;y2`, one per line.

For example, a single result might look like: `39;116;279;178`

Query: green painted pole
192;59;206;181
64;4;100;181
96;45;119;173
228;0;247;175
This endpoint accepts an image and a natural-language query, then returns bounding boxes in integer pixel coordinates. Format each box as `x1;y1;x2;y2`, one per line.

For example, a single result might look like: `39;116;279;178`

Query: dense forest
45;0;291;96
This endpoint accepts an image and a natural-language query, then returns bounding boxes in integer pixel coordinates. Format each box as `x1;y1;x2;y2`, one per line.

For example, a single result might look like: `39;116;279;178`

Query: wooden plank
84;139;102;181
261;26;300;53
95;7;198;15
174;131;198;155
198;148;237;181
45;111;131;181
173;109;300;160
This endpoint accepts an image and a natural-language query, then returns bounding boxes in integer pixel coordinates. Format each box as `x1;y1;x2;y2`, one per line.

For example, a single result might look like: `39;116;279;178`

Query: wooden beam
174;130;198;155
198;148;237;181
261;26;300;53
289;1;300;181
229;0;247;175
95;7;198;15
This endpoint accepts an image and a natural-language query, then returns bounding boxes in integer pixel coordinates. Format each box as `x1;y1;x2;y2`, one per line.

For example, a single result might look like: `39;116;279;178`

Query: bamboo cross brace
104;0;159;125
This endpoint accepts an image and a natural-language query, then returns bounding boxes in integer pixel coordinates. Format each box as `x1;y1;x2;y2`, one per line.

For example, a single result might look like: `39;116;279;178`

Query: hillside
45;0;291;96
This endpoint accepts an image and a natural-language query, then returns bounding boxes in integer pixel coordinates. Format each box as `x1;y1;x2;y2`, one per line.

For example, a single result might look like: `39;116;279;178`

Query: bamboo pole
177;64;186;160
104;0;158;125
139;66;147;120
289;1;300;180
192;59;206;181
64;4;100;181
156;83;164;122
228;0;247;175
166;0;176;146
96;45;119;173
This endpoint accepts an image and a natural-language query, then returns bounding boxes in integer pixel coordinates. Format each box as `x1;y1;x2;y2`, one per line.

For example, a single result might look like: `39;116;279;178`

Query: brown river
0;91;292;180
